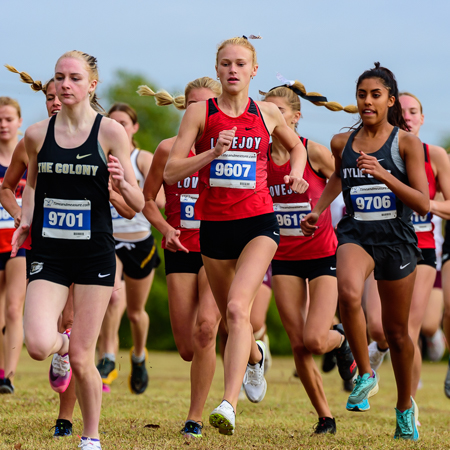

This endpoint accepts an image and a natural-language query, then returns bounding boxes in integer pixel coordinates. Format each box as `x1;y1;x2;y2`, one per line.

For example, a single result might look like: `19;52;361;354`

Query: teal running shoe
346;371;378;411
394;397;419;441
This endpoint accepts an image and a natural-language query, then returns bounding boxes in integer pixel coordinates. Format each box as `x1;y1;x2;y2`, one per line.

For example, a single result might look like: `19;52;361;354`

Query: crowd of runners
0;36;449;448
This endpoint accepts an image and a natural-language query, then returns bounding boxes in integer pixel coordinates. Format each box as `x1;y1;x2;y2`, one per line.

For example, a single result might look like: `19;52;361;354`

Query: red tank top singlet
267;138;337;261
163;150;200;252
194;98;272;221
0;164;26;253
413;144;436;249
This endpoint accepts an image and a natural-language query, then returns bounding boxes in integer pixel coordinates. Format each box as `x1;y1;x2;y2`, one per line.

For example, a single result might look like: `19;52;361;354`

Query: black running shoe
52;419;73;437
0;378;14;394
313;417;336;435
343;378;354;392
96;358;118;385
334;324;357;381
129;348;149;394
181;420;203;438
322;350;337;373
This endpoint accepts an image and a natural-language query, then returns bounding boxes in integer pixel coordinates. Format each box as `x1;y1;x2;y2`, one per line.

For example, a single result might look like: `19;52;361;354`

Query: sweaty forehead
55;57;87;74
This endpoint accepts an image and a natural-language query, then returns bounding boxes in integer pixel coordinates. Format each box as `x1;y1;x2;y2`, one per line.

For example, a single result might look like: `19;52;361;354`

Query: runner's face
216;45;258;93
0;105;22;143
264;96;300;130
109;110;138;145
357;77;395;125
186;88;217;107
45;82;62;117
399;95;423;137
54;57;97;107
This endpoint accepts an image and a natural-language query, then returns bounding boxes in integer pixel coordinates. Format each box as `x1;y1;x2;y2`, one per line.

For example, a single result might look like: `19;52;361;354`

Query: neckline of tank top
348;126;398;157
51;113;102;151
212;97;252;120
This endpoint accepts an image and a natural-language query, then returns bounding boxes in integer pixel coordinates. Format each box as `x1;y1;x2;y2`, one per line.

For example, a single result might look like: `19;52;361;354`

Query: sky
1;0;450;149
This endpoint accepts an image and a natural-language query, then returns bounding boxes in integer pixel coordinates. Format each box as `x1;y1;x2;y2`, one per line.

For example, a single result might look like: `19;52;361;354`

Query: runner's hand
212;127;237;158
11;223;30;257
165;229;189;253
300;212;319;236
284;174;309;194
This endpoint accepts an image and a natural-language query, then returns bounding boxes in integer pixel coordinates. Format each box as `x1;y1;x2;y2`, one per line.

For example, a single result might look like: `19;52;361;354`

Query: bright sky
2;0;449;149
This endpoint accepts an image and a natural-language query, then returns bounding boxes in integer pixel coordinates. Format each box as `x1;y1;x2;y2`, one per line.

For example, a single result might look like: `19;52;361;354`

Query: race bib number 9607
210;151;256;189
43;198;91;239
350;184;396;221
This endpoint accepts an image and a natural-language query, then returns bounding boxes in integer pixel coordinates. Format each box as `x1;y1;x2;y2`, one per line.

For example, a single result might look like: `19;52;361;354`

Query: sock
103;352;116;362
253;325;266;341
0;369;4;379
132;351;145;363
82;436;100;441
377;344;389;352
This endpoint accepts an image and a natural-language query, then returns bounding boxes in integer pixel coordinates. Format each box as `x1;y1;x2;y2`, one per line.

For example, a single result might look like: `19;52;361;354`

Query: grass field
1;349;450;449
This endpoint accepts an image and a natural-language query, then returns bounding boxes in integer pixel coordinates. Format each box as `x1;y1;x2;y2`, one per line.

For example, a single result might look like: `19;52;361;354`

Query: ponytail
137;85;185;110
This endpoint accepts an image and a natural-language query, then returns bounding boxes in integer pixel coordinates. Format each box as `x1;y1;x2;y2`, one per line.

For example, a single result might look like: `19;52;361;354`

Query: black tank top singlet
32;114;114;258
336;126;417;247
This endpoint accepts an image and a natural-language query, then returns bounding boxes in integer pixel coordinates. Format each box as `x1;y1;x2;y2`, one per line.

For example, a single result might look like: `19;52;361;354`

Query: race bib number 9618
210;151;256;189
273;202;311;236
43;198;91;239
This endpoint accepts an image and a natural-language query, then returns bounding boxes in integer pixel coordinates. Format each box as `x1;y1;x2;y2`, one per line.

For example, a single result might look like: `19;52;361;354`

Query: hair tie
242;34;262;40
269;72;327;103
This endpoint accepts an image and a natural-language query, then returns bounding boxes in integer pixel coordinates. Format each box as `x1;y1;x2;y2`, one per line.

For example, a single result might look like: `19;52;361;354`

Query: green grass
1;350;450;449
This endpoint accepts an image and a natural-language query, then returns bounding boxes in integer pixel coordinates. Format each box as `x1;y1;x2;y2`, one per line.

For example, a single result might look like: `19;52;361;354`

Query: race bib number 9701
180;194;200;229
350;184;397;221
43;198;91;239
210;151;257;189
273;202;311;236
412;212;432;232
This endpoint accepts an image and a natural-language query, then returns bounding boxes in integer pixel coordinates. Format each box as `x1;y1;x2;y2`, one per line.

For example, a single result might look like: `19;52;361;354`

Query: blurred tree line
105;70;292;355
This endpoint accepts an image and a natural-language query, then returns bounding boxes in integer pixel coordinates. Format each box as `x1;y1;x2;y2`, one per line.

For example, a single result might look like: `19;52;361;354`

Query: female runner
365;92;450;399
11;51;144;450
96;102;162;395
301;63;429;440
0;97;26;395
139;77;222;437
263;79;357;434
164;36;308;435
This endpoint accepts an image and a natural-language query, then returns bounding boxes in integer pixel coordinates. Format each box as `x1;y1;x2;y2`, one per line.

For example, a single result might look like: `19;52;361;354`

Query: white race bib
0;198;22;229
209;151;257;189
43;198;91;239
412;212;432;232
273;202;311;236
110;203;134;228
180;194;200;229
350;184;396;221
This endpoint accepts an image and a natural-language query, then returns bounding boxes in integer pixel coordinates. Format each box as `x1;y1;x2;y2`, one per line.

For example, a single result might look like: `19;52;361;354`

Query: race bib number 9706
350;184;396;221
180;194;200;229
43;198;91;239
210;151;257;189
412;212;432;232
273;202;311;236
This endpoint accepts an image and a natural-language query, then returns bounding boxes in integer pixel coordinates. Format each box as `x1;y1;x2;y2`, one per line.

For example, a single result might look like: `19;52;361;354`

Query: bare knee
368;322;386;343
178;345;194;362
384;327;410;353
127;308;145;325
5;299;24;324
193;320;216;351
338;285;363;312
25;336;51;361
226;299;249;329
291;338;309;359
303;335;327;355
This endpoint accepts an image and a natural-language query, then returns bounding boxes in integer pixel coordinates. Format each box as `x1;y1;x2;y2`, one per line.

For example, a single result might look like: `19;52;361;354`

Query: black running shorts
0;248;26;270
164;249;204;275
28;251;116;287
200;212;280;260
115;234;161;280
272;254;337;281
417;248;437;269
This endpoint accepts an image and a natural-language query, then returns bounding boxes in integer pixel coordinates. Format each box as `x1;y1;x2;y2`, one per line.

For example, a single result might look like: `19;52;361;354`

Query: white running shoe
243;340;267;403
426;329;446;362
368;341;389;372
78;437;102;449
209;400;236;435
262;333;272;374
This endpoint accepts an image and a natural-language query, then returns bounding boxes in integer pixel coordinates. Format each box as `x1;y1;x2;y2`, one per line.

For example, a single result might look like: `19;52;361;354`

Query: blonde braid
137;85;186;110
5;64;43;92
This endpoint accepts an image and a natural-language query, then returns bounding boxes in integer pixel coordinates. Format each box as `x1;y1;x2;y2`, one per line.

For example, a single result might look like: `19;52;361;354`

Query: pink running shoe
102;384;111;393
49;330;72;393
